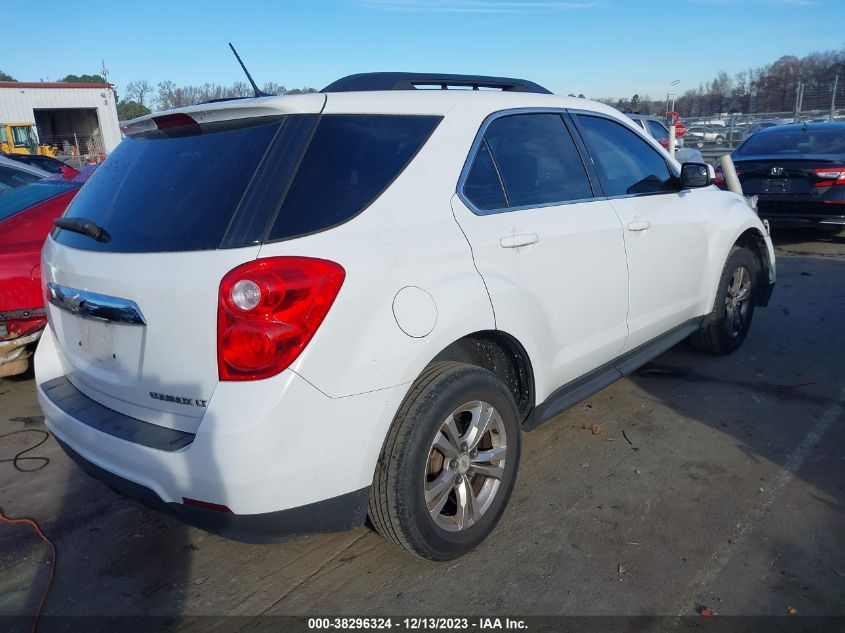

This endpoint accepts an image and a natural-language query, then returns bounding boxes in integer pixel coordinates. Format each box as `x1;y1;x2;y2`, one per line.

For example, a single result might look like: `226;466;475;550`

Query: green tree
60;73;107;83
631;94;641;109
0;70;16;81
116;99;151;121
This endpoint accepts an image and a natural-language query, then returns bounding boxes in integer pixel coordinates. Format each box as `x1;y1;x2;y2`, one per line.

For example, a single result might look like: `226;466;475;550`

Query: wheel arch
706;223;775;313
429;330;536;426
734;228;775;306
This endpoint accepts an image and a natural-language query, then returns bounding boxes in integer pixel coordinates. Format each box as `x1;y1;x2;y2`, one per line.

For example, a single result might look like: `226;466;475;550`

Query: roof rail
321;72;552;95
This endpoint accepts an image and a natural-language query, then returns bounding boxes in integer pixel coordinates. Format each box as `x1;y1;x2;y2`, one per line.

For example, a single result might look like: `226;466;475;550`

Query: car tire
716;135;725;145
369;361;521;561
690;246;760;355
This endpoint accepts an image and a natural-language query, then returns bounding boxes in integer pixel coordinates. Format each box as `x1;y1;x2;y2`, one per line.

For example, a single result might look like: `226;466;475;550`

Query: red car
0;168;93;377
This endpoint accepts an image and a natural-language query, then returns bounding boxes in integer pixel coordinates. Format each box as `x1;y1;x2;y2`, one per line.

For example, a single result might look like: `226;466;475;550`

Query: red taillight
714;165;742;186
217;257;346;381
813;166;845;187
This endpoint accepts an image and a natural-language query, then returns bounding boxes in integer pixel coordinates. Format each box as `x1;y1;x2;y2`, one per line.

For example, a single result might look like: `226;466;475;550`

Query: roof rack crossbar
321;72;552;95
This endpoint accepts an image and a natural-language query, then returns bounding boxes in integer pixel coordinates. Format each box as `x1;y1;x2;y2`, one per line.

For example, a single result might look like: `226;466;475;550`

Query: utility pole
793;82;804;122
832;74;840;122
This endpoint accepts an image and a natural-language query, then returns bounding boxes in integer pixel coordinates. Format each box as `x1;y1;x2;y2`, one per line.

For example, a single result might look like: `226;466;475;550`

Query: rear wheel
690;246;760;355
369;362;521;560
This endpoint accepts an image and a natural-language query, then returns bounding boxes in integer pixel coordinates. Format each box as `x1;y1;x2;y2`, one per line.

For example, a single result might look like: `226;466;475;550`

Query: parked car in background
3;152;79;178
625;114;705;164
0;169;93;377
741;119;785;141
685;125;727;147
36;73;774;560
717;122;845;231
0;155;50;193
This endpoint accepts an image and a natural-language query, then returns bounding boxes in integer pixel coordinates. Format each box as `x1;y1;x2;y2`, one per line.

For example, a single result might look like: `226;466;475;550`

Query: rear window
736;128;845;156
54;113;441;252
0;181;77;223
54;118;289;253
268;115;441;241
0;165;42;194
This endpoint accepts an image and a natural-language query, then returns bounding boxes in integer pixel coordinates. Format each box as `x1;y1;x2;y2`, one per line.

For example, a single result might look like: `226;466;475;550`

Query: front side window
576;115;675;196
465;113;593;212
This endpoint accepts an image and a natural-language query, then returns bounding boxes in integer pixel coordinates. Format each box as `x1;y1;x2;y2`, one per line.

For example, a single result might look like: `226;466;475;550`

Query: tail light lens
813;167;845;187
217;257;345;381
713;165;742;186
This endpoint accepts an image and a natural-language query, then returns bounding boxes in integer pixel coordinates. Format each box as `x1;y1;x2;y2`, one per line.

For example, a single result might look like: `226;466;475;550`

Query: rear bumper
56;436;368;543
35;328;408;540
755;198;845;226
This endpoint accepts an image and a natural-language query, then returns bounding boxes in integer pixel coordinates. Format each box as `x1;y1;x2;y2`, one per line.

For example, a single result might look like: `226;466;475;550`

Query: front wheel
690;246;760;355
369;362;521;560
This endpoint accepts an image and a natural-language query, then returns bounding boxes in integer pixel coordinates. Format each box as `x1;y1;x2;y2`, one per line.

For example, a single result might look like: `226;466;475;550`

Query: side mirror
680;162;712;188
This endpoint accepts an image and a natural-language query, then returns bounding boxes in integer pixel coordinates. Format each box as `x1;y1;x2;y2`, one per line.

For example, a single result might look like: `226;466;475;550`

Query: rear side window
55;119;288;253
268;115;441;241
482;113;593;209
463;141;507;211
576;115;674;196
0;165;42;194
0;181;77;222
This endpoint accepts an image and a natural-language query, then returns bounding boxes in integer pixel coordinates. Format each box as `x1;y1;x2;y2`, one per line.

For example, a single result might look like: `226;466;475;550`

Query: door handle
626;220;651;232
500;233;540;248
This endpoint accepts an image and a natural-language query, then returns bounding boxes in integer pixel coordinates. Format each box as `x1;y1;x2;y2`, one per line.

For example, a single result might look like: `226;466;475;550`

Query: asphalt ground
0;227;843;631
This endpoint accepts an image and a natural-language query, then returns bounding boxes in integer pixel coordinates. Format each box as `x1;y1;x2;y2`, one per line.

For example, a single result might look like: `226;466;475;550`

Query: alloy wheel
424;400;508;532
725;265;752;337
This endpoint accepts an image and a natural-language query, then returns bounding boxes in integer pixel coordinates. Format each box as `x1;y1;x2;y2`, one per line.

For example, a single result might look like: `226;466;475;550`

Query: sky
4;0;844;102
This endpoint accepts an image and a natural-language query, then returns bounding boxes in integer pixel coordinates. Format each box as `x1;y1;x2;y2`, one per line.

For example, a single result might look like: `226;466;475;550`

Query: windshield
0;181;77;223
736;128;845;156
12;125;38;148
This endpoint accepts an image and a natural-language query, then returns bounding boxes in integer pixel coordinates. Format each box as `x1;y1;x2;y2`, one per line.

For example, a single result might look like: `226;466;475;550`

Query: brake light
813;166;845;187
217;257;346;381
153;113;199;131
713;165;741;185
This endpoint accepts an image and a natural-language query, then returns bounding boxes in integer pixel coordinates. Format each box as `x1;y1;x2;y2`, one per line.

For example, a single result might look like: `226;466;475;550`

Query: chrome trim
47;283;146;326
456;107;607;216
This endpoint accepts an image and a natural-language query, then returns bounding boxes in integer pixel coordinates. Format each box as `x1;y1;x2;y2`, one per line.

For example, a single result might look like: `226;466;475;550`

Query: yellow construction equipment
0;122;57;157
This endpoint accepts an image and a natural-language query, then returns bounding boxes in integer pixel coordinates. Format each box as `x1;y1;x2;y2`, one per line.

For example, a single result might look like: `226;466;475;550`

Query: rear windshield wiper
53;217;111;243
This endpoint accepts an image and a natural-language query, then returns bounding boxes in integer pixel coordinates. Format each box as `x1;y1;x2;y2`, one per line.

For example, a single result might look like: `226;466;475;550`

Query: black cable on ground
0;430;51;472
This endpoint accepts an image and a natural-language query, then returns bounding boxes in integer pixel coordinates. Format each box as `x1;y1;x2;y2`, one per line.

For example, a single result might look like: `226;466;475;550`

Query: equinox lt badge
150;392;208;407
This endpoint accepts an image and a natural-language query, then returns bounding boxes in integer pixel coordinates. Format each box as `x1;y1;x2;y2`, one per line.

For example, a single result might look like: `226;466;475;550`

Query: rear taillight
813;167;845;187
217;257;346;381
713;165;742;186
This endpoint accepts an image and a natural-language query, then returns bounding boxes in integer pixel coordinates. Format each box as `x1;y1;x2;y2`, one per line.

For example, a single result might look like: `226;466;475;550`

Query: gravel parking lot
1;229;843;627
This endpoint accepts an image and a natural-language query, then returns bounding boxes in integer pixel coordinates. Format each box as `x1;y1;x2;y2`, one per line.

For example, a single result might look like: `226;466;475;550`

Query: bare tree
126;79;153;107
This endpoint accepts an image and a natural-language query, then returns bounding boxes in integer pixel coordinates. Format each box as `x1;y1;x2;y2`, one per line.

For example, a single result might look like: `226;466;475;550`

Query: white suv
35;73;775;560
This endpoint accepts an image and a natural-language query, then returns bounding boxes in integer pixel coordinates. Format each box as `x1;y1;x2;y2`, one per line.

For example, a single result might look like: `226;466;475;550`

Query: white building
0;81;122;155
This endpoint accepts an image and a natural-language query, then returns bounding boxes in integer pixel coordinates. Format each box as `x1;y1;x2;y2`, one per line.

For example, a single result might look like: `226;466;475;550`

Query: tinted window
736;128;845;156
0;165;42;193
576;115;674;196
463;140;506;211
55;119;289;253
269;115;441;240
0;181;77;222
483;113;592;208
646;120;669;142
